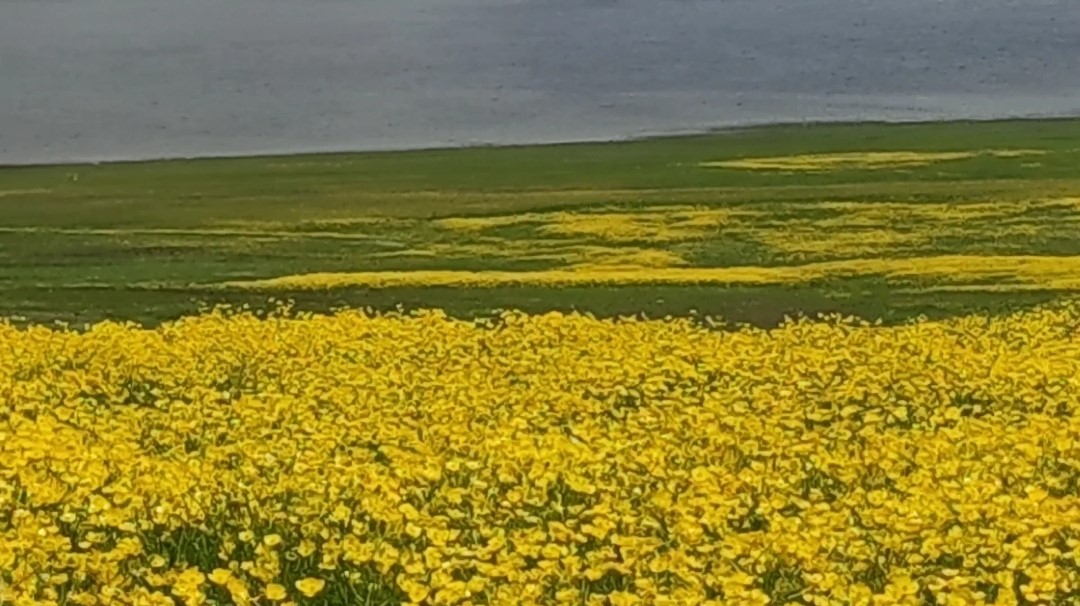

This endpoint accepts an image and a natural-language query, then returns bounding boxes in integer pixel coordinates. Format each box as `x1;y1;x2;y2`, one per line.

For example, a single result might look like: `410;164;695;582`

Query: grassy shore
2;118;1080;326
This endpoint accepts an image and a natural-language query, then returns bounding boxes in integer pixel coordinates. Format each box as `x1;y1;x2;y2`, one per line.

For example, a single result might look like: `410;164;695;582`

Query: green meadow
3;118;1080;326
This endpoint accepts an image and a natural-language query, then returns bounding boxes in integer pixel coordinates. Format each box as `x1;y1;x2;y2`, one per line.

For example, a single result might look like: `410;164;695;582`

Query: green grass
2;118;1080;326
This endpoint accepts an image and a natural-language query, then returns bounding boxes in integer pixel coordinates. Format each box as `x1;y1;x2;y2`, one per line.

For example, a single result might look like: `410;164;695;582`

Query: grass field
3;118;1080;325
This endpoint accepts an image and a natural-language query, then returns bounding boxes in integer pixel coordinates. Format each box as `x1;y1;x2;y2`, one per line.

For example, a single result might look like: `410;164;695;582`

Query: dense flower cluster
3;305;1080;605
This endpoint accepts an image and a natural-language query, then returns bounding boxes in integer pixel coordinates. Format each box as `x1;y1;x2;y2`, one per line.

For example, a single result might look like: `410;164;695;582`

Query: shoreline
5;113;1080;170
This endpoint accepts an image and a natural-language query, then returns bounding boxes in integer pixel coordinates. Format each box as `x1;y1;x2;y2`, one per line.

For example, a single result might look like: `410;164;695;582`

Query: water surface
1;0;1078;164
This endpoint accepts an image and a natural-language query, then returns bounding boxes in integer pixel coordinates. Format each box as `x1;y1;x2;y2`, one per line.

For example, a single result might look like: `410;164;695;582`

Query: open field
3;119;1080;325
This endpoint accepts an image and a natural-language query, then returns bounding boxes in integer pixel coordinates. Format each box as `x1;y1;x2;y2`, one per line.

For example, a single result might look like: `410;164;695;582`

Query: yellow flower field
3;304;1080;605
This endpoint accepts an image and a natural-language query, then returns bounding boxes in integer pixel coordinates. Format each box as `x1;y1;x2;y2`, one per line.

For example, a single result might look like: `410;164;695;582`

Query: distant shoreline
4;114;1080;169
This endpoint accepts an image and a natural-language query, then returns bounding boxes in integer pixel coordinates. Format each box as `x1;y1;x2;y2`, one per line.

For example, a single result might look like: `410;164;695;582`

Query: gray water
1;0;1079;165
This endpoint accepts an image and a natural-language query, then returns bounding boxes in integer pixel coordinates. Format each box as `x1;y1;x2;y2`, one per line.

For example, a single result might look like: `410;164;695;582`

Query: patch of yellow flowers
3;304;1080;605
699;150;1044;172
222;254;1080;292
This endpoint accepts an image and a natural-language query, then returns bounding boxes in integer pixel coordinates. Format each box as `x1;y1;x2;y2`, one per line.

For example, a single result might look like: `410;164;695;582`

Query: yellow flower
48;573;70;586
466;576;488;593
264;584;288;601
226;579;251;603
331;504;352;523
608;591;642;606
295;578;326;598
399;577;429;603
540;544;563;559
297;540;317;558
263;534;283;548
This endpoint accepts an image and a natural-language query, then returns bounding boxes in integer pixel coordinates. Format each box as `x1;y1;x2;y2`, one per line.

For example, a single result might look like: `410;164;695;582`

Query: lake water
2;0;1078;165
